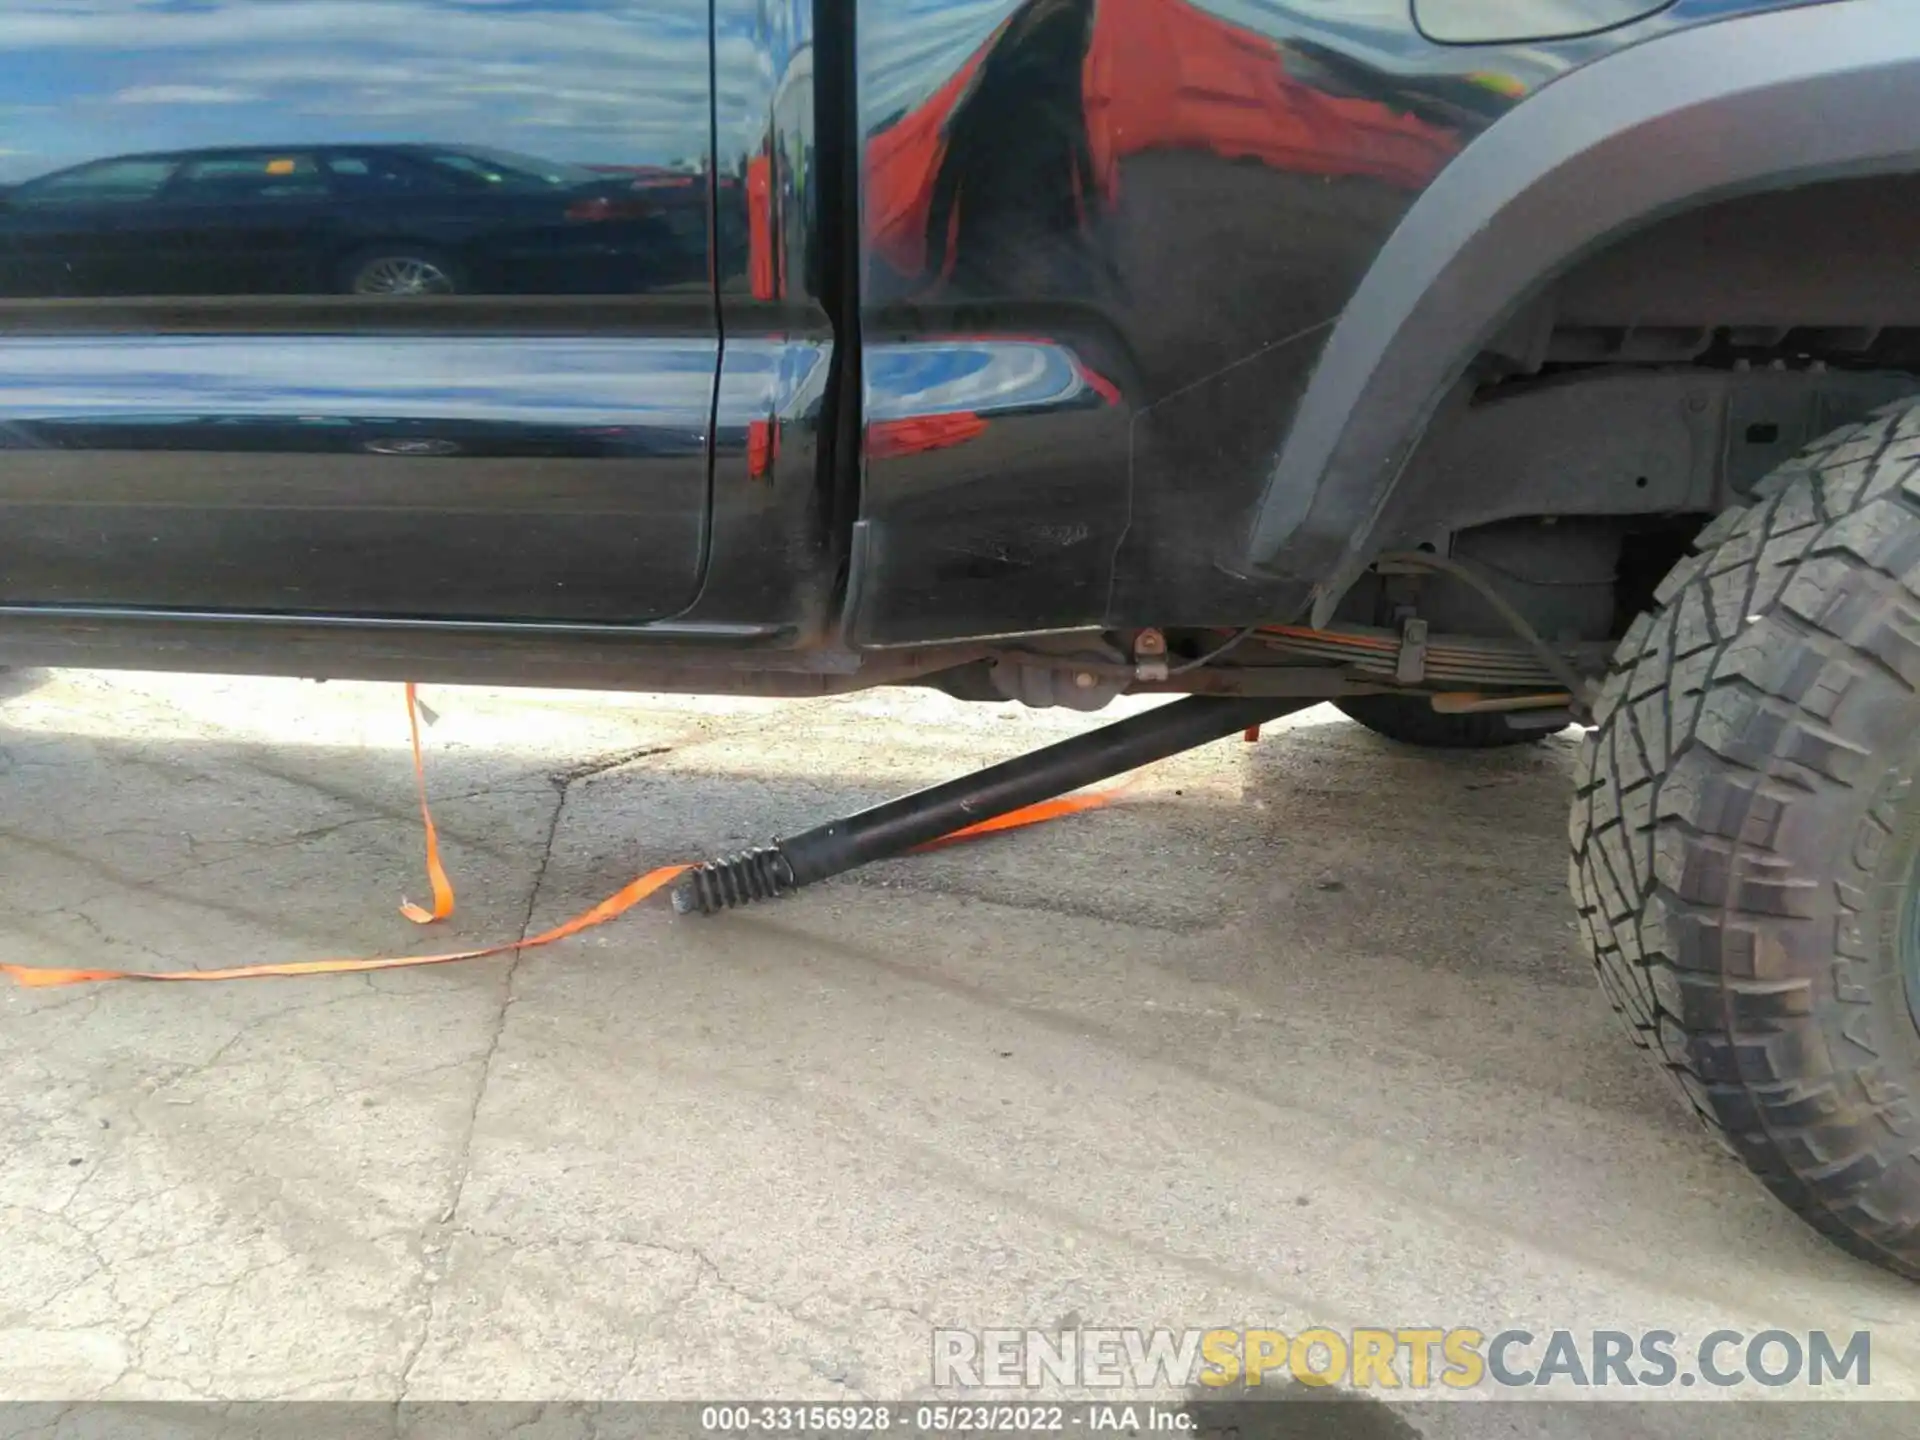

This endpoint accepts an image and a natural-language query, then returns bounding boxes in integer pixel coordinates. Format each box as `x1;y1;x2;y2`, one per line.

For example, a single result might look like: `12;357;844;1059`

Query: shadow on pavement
1184;1378;1421;1437
0;666;48;702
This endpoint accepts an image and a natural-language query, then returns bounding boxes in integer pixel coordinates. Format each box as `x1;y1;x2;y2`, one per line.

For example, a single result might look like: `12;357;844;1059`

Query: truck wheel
1571;398;1920;1279
1336;694;1549;749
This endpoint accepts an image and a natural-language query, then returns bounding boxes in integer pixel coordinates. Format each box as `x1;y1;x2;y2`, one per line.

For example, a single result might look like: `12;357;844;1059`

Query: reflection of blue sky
864;341;1089;418
0;336;718;425
1415;0;1670;41
0;1;714;182
718;337;1095;424
1;336;1100;435
858;0;1020;132
714;0;811;165
717;337;830;422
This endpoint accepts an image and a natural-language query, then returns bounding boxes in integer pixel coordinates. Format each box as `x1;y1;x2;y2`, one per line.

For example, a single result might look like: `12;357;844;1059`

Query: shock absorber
669;694;1307;915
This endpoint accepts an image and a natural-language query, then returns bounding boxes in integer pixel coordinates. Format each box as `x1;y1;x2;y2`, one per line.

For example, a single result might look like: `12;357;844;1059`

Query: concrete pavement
2;670;1918;1433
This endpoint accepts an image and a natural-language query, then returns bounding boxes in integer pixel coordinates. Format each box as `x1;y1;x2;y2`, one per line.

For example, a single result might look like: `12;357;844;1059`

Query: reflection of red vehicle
867;0;1459;279
866;411;988;460
586;164;700;188
746;154;778;301
1081;0;1458;197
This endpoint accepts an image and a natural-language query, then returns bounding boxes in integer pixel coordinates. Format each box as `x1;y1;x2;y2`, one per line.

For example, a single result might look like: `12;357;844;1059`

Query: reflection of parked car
0;145;704;297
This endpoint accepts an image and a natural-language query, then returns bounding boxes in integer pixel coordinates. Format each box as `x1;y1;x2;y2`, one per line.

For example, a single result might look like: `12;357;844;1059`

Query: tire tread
1573;399;1920;1280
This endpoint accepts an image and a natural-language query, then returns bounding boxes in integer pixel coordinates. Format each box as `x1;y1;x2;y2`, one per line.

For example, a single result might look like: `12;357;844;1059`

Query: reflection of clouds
716;339;831;423
712;15;786;162
715;339;1093;425
0;337;718;427
0;334;1098;442
0;1;715;177
1415;0;1666;42
112;84;257;105
1203;0;1565;81
859;0;1022;130
0;1;709;53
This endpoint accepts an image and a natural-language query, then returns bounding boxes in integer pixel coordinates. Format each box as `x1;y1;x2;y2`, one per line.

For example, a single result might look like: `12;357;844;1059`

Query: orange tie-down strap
0;688;1122;989
397;682;457;926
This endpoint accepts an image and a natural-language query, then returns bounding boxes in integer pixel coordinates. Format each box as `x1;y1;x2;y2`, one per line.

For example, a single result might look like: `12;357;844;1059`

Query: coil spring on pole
669;847;798;915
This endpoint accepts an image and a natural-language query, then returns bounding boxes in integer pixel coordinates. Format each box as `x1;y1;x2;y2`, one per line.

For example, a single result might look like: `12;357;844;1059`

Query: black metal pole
669;694;1307;915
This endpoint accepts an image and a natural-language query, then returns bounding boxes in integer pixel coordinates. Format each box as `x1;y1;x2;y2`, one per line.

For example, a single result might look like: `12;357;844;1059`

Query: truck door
0;5;719;625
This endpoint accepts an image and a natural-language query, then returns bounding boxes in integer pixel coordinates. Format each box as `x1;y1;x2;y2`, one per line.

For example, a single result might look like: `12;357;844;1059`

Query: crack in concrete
23;905;178;970
8;701;740;1405
591;1236;880;1401
4;771;550;929
387;726;691;1403
393;770;571;1406
478;1226;897;1364
179;990;376;1078
0;981;106;1018
860;1298;940;1328
547;745;675;787
159;783;554;876
2;1212;108;1326
111;1252;299;1397
0;1404;73;1440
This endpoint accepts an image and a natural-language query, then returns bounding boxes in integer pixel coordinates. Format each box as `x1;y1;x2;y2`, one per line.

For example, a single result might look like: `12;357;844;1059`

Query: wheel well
1339;172;1920;651
1470;171;1920;382
1539;174;1920;357
1249;0;1920;601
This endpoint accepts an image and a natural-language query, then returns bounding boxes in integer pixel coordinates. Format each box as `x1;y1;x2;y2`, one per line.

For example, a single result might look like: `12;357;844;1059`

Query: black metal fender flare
1242;0;1920;625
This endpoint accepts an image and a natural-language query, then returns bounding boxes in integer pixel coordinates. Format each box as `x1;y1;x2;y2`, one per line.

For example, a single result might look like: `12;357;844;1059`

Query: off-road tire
1571;398;1920;1280
1337;694;1549;749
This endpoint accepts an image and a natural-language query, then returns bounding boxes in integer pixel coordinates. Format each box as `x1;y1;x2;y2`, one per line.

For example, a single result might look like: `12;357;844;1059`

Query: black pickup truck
3;0;1919;1279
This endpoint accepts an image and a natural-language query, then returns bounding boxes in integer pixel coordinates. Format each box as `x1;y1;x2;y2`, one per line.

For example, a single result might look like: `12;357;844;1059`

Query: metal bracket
1132;627;1170;682
1393;616;1428;685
